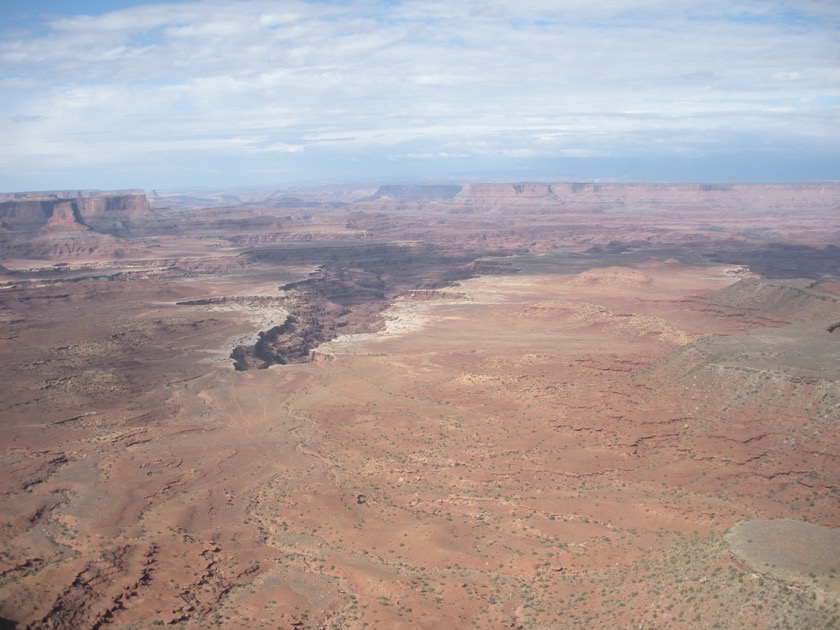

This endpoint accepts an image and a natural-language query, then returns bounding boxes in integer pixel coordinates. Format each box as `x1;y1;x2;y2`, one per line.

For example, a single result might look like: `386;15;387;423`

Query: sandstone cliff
0;190;151;235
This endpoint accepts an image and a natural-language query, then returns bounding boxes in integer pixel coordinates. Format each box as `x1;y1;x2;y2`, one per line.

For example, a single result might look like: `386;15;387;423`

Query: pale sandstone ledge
312;279;514;357
227;265;742;365
727;519;840;596
313;298;444;356
307;268;705;359
312;275;567;357
208;303;291;366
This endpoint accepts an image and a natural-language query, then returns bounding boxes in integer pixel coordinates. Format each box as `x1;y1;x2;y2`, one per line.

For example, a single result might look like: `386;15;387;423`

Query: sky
1;0;839;191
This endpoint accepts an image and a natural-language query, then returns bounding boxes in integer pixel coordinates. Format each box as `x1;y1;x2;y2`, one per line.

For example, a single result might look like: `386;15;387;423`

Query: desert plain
1;183;839;628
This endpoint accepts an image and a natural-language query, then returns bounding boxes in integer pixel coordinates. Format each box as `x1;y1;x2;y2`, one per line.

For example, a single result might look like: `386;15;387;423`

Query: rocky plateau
0;183;839;629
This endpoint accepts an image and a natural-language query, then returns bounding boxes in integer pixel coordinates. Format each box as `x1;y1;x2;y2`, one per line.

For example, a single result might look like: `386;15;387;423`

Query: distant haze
1;0;839;191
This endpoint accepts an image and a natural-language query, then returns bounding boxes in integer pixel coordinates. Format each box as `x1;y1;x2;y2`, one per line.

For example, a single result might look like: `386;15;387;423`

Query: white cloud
0;0;838;189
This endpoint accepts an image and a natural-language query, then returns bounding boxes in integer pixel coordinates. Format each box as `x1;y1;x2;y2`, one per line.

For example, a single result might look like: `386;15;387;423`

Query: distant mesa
0;189;153;258
459;182;559;198
366;184;463;202
0;189;151;235
263;196;320;208
456;181;840;213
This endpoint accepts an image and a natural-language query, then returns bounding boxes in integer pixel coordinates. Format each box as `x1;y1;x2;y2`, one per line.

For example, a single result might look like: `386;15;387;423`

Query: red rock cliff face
75;194;151;233
0;200;63;231
0;190;151;234
42;202;89;232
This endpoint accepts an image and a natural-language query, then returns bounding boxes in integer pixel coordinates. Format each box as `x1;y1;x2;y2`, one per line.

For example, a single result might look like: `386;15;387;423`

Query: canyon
0;183;839;629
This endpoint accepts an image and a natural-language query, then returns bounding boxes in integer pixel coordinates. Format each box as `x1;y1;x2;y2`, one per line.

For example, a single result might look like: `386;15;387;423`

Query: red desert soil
1;184;839;629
